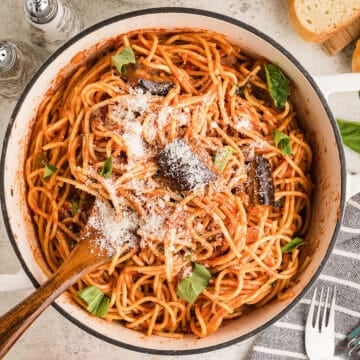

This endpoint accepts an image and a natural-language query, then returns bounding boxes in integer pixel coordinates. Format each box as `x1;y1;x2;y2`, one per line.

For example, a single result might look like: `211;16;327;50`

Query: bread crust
352;39;360;72
288;0;360;44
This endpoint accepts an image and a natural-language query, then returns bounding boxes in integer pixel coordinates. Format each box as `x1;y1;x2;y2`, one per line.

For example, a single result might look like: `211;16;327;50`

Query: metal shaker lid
24;0;58;24
0;41;17;73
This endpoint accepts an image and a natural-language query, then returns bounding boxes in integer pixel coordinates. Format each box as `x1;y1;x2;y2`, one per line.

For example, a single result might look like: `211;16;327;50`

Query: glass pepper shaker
24;0;83;54
0;40;41;100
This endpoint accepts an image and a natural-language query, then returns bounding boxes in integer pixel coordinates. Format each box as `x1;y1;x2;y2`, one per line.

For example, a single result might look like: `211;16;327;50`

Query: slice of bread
288;0;360;44
352;39;360;72
321;17;360;55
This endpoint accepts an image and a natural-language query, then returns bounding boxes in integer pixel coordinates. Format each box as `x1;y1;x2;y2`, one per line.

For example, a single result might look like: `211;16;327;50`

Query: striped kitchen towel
248;193;360;360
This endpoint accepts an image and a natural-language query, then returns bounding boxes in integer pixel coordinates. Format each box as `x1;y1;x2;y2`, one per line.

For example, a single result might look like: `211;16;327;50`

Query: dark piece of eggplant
137;79;174;96
247;155;275;206
157;139;217;191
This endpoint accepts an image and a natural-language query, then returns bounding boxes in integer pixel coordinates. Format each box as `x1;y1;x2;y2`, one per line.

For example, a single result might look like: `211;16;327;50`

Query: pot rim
0;7;346;355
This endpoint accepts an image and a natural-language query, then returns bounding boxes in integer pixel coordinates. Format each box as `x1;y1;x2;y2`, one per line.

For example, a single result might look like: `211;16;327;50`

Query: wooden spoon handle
0;273;74;359
0;216;109;357
0;269;78;358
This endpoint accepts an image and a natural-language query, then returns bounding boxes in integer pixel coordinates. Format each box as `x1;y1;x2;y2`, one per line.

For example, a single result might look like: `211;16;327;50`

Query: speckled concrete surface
0;1;358;359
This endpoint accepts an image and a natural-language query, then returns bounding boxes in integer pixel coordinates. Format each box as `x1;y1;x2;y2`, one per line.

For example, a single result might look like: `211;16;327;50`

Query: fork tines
308;286;336;330
305;286;336;360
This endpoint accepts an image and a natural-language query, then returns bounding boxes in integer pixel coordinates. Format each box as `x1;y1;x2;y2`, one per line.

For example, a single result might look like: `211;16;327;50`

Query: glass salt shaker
24;0;83;54
0;40;41;100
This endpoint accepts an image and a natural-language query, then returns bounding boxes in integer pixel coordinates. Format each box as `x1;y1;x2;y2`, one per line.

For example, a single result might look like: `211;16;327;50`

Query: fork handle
348;325;360;340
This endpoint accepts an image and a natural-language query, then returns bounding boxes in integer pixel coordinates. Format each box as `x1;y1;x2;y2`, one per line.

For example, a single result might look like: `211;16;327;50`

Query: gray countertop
0;1;358;359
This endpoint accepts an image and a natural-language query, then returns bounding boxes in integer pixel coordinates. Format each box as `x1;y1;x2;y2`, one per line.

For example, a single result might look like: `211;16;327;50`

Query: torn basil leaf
112;45;136;74
43;164;57;179
264;64;289;109
272;130;293;156
94;296;110;317
77;285;110;317
214;146;235;172
77;285;101;304
281;237;305;253
177;263;211;303
336;119;360;154
100;157;113;178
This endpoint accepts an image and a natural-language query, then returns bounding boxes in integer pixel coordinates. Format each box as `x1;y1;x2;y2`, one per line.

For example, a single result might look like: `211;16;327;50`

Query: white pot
1;8;360;355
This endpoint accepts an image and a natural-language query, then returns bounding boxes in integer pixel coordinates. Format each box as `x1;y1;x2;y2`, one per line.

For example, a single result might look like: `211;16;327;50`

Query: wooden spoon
0;215;112;357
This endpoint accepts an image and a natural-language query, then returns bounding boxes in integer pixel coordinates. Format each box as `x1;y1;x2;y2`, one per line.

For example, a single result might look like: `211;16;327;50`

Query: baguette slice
352;39;360;72
322;17;360;55
288;0;360;44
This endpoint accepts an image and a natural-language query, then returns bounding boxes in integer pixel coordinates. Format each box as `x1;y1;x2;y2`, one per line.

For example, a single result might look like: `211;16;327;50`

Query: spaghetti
25;29;312;338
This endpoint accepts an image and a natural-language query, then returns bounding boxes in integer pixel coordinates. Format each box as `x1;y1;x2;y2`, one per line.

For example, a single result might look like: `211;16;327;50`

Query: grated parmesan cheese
88;198;139;256
110;89;151;161
177;108;190;127
86;88;217;258
122;130;145;160
235;117;252;131
111;88;152;123
157;106;172;129
140;212;166;239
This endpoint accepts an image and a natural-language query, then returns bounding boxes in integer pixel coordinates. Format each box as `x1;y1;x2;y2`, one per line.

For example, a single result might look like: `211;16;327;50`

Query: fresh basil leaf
43;164;57;179
214;146;235;172
193;263;211;282
71;198;79;216
94;296;110;317
86;293;109;317
112;45;136;74
336;119;360;154
280;141;293;156
86;292;104;313
77;285;110;317
77;285;102;303
272;130;293;155
281;237;305;253
177;263;211;303
100;157;113;178
264;64;289;109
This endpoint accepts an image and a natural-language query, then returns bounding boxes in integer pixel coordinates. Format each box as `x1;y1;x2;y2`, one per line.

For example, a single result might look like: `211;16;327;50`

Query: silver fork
347;325;360;356
334;324;360;359
305;287;336;360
